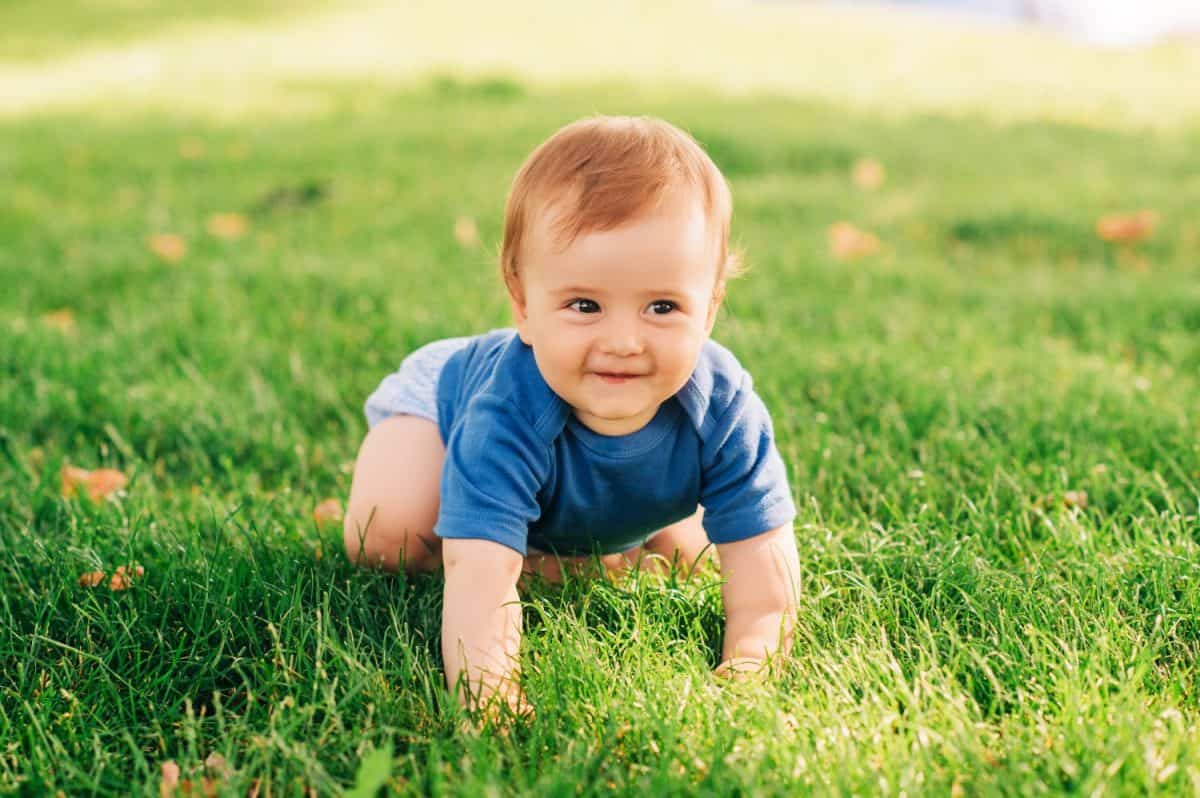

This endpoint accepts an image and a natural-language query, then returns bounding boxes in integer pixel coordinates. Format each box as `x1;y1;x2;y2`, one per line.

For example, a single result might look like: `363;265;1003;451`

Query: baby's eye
649;300;677;315
567;298;600;314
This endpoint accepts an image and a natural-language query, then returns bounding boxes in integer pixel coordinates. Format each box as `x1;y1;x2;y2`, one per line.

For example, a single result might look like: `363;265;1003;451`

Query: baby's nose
600;326;643;355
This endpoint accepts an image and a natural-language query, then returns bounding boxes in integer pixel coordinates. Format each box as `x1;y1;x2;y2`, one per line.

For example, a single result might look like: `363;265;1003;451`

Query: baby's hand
713;656;768;682
461;683;535;736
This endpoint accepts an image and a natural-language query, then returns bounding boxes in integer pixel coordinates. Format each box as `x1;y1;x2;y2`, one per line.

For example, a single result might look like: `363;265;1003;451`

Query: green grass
0;0;326;62
2;75;1200;795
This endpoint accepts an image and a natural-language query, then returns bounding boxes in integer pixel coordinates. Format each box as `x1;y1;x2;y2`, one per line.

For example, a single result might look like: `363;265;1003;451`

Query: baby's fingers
713;657;767;682
461;686;535;736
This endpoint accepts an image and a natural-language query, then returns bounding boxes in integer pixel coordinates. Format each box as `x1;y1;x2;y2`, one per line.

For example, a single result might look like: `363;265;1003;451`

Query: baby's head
500;115;745;437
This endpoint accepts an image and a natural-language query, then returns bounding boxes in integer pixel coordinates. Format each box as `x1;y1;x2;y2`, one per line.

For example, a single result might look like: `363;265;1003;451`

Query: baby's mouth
593;372;643;382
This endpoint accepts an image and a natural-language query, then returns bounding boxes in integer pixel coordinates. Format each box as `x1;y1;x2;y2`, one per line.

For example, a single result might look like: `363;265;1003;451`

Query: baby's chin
571;404;660;435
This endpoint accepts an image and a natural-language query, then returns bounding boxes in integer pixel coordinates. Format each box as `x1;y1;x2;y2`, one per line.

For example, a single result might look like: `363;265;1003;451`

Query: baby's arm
442;538;525;710
714;524;801;676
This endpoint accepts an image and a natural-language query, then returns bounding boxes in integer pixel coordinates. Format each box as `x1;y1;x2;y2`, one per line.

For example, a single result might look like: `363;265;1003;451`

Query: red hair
500;116;744;302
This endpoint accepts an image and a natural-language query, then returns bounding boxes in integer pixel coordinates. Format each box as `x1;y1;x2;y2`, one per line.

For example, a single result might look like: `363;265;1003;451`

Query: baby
344;115;801;712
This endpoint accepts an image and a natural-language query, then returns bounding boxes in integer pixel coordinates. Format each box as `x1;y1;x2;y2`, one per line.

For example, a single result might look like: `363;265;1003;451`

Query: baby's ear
504;270;524;310
505;274;532;343
705;280;726;335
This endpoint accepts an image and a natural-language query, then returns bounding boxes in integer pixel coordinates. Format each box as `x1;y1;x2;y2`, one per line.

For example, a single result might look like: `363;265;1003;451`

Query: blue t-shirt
426;328;795;557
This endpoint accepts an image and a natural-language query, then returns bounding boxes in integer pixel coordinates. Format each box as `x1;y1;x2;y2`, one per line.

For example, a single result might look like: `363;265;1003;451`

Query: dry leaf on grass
1033;490;1088;512
87;468;129;500
78;570;105;588
61;465;91;497
1095;210;1158;244
61;465;128;501
454;216;479;248
148;233;187;263
312;498;343;526
109;563;145;591
828;221;881;260
177;139;206;160
851;157;886;190
40;308;77;334
206;213;248;240
1063;490;1088;509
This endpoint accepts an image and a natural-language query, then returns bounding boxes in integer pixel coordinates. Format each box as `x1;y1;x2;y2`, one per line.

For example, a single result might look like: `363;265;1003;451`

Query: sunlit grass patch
0;0;326;62
3;1;1200;128
1;77;1199;794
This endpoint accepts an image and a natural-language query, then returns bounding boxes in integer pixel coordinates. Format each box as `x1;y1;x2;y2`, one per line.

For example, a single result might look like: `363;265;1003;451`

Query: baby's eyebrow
551;285;600;296
551;285;688;300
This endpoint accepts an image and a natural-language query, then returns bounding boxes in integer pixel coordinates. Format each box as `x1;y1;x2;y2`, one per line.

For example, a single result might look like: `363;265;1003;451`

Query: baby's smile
594;374;639;385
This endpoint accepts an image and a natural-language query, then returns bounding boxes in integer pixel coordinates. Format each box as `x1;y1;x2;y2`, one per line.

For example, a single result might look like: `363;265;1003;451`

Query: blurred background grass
0;0;325;61
3;0;1200;127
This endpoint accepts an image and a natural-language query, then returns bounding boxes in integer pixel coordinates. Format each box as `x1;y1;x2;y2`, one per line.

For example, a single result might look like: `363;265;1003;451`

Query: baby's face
510;193;723;436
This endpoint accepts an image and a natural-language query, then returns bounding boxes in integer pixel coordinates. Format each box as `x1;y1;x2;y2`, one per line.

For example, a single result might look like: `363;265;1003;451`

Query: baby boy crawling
344;115;801;712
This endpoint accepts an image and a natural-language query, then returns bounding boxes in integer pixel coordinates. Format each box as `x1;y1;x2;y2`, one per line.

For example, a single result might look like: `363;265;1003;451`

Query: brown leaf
109;563;144;591
178;138;206;160
61;465;92;498
148;233;187;263
206;213;248;240
1063;490;1088;509
1033;490;1088;512
61;464;129;501
828;221;881;260
78;570;106;588
86;468;128;500
312;498;343;526
851;157;886;190
160;760;181;798
454;216;479;248
40;308;78;334
1095;210;1158;244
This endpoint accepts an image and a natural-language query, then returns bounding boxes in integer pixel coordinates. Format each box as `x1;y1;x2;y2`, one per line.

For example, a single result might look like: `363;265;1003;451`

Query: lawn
3;8;1200;798
0;0;324;62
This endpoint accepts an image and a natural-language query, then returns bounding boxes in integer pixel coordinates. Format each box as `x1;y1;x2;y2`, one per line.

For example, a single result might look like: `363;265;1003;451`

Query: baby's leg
520;507;713;585
344;414;445;574
627;506;715;577
345;415;619;581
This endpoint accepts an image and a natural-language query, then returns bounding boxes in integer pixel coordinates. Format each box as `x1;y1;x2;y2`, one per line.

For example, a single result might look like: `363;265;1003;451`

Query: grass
0;0;324;62
3;20;1200;798
5;1;1200;128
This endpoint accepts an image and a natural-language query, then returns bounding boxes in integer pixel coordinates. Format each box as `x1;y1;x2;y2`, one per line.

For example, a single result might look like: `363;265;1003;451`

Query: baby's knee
342;499;441;574
343;415;445;574
342;503;379;567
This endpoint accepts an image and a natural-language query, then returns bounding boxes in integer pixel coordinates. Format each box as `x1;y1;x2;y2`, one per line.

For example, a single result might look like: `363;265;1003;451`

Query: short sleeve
699;372;796;544
434;394;550;556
